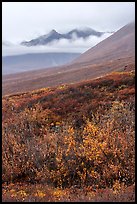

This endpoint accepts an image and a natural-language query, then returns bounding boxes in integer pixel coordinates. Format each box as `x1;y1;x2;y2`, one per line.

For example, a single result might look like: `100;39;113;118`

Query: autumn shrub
98;101;135;187
2;97;135;190
2;71;135;190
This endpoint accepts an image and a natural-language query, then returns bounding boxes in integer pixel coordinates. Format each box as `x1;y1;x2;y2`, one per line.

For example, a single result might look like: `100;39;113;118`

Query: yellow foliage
113;180;124;194
53;189;66;197
18;190;27;197
58;85;67;90
34;190;46;197
83;120;98;136
65;126;76;155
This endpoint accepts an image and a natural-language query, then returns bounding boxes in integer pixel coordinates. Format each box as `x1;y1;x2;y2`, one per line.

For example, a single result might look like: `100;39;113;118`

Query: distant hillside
2;22;135;96
2;52;81;75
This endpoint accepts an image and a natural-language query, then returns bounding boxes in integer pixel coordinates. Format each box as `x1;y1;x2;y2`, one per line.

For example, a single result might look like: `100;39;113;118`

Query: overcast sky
2;2;135;56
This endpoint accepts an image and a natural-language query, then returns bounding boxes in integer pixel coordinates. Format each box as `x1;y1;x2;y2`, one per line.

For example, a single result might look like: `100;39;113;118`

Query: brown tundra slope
2;22;135;96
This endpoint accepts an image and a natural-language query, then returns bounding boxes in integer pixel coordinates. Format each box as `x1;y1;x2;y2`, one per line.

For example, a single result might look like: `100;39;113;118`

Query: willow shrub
2;101;135;189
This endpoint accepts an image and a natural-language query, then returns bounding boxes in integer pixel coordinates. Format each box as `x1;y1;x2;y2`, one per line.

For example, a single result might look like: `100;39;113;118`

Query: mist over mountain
21;27;110;46
2;41;13;46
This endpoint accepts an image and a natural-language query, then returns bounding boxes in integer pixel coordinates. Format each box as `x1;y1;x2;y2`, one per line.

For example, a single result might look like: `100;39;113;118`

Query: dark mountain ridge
21;27;105;46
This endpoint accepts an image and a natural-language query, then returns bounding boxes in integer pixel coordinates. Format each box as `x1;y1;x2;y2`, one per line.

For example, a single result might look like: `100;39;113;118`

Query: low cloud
2;33;112;56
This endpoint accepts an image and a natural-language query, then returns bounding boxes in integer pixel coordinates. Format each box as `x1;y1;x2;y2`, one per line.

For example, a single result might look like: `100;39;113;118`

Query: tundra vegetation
2;71;135;202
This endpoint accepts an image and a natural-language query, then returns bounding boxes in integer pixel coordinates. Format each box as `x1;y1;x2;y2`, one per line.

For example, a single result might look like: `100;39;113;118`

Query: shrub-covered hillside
2;71;135;201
